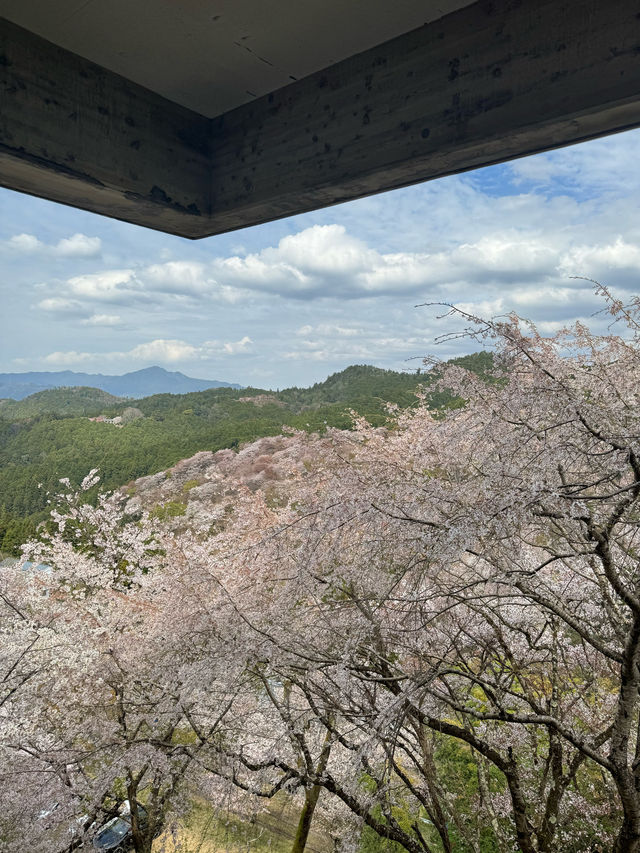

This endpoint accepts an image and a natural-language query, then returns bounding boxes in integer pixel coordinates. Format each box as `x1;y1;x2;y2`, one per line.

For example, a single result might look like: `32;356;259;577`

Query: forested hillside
0;386;123;419
0;355;490;554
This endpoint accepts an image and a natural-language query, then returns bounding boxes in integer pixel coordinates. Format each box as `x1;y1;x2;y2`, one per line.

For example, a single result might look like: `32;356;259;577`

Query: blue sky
2;129;640;388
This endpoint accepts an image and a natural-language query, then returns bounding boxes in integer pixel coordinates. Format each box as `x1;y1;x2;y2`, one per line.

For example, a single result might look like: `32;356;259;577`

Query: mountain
0;387;124;419
0;366;242;400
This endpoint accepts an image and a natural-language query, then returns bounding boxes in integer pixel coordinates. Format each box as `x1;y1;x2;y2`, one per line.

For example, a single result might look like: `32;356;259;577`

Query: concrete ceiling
2;0;639;238
0;0;473;117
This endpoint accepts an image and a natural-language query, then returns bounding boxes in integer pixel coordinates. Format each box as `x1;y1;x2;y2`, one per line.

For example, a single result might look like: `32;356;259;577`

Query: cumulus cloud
6;232;101;258
207;224;597;301
30;220;640;358
295;323;362;337
55;233;102;258
66;269;141;302
8;233;43;252
126;337;254;361
211;225;379;298
41;336;255;369
37;298;123;325
43;350;94;366
219;336;253;354
559;238;640;287
144;261;209;295
37;260;247;313
283;328;431;363
129;339;199;362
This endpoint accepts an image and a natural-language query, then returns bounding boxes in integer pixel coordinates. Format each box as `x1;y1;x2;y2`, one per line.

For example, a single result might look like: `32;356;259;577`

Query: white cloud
5;231;101;258
38;297;86;314
211;225;377;298
559;238;640;287
43;350;94;366
54;233;102;258
41;336;255;369
129;339;199;362
81;313;122;326
8;233;43;252
296;323;362;338
39;260;247;312
221;336;253;354
66;269;140;302
208;225;566;300
145;261;209;295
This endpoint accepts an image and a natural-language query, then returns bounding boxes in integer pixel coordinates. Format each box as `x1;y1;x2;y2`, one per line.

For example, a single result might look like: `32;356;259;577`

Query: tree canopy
3;304;640;853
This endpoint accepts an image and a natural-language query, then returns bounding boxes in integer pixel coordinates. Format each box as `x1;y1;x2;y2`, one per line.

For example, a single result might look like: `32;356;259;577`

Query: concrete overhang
1;0;640;238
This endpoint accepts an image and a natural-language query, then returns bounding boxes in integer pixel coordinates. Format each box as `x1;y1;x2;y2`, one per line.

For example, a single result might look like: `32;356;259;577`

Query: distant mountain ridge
0;366;242;400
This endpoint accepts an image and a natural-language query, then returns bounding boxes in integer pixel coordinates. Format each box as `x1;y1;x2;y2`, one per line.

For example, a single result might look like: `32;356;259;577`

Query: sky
2;128;640;389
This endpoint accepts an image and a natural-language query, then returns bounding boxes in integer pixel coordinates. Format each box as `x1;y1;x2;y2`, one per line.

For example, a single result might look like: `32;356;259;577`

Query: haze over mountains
0;366;242;400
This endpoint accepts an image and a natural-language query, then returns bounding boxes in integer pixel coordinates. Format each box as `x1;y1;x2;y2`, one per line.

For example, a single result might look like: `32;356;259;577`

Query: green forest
0;355;491;555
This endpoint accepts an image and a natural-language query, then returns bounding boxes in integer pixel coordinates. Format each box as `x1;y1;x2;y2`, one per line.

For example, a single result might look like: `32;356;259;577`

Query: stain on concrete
144;185;202;216
2;142;105;186
150;185;171;203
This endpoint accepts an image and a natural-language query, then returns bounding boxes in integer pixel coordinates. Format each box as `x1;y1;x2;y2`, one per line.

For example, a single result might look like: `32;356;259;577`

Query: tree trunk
416;725;453;853
504;749;538;853
613;817;640;853
291;727;332;853
291;784;324;853
476;753;506;853
127;779;153;853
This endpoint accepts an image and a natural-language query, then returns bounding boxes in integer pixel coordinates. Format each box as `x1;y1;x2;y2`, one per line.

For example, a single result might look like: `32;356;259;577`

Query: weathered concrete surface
209;0;640;233
1;0;640;238
0;18;212;237
0;0;472;119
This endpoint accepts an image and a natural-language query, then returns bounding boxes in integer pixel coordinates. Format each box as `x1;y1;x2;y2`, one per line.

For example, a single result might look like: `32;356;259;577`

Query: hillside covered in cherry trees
3;292;640;853
0;357;493;557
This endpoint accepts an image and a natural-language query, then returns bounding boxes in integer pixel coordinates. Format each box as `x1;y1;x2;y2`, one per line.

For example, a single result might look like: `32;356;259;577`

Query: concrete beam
209;0;640;233
0;18;212;238
1;0;640;239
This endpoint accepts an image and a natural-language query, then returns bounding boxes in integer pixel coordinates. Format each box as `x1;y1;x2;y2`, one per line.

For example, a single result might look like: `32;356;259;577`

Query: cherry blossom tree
5;289;640;853
199;291;640;853
0;479;245;853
